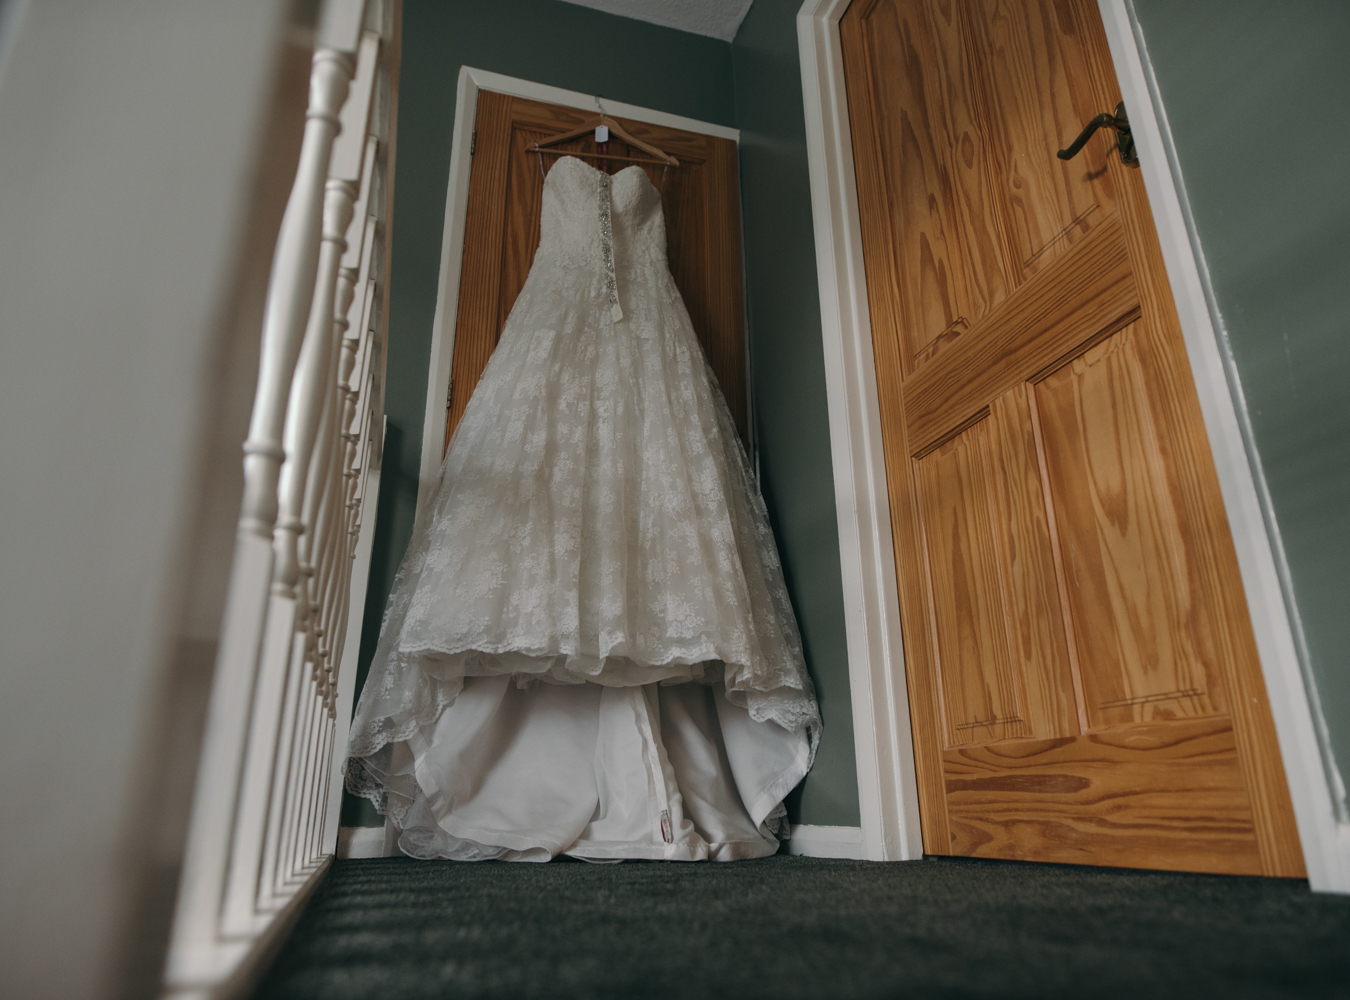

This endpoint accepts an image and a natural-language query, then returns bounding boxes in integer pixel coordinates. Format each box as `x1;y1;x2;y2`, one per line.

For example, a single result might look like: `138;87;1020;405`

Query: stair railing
162;1;397;995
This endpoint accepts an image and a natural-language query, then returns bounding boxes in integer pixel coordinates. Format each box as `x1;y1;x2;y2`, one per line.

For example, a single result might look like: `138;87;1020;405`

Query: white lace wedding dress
345;155;820;862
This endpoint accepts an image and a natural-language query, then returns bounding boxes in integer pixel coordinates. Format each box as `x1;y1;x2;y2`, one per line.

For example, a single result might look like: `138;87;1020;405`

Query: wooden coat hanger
530;99;679;186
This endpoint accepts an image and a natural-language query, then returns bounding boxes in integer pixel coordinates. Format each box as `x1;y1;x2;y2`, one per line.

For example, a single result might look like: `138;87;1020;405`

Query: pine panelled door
840;0;1304;876
445;90;746;452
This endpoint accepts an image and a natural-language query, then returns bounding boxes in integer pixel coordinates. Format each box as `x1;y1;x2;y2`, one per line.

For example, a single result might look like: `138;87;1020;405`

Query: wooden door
840;0;1304;876
444;90;746;451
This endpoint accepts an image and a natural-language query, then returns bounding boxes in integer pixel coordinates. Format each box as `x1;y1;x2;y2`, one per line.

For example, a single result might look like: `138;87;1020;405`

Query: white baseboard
336;824;389;859
788;824;865;859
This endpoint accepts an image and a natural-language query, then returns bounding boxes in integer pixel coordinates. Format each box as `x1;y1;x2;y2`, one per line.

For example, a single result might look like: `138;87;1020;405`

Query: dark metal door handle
1058;101;1137;165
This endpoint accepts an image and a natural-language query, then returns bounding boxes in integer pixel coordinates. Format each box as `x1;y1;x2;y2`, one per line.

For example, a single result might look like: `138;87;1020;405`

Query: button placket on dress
598;171;624;322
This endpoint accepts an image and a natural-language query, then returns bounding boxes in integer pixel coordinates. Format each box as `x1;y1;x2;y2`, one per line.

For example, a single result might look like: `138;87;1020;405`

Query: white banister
162;2;398;996
165;38;356;971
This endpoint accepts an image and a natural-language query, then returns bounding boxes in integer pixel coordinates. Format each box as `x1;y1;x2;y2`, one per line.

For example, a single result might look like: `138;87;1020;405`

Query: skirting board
337;825;390;859
788;824;864;860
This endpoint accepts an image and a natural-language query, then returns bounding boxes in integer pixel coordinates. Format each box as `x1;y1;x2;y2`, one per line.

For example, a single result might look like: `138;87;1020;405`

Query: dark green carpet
253;854;1350;999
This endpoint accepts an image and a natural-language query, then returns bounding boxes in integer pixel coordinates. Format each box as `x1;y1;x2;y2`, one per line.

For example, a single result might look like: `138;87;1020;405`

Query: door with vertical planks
444;90;746;452
840;0;1304;875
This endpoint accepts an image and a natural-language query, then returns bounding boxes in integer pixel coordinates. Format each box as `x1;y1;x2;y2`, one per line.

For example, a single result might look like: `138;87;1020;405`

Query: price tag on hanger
594;125;610;143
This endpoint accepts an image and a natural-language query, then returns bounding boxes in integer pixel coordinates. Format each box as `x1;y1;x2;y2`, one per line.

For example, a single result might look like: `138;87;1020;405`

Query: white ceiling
554;0;754;43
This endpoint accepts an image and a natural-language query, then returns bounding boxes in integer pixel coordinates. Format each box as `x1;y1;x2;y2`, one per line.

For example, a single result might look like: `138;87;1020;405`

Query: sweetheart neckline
548;155;657;193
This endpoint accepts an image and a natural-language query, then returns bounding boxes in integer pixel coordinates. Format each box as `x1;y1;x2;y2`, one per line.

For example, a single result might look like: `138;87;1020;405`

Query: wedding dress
345;154;820;862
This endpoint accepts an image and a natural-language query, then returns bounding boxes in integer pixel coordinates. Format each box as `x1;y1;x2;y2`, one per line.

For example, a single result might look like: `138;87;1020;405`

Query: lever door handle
1058;101;1137;165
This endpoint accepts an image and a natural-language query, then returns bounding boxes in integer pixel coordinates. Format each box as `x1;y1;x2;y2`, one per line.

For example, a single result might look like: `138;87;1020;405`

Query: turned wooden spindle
273;176;357;599
239;49;354;541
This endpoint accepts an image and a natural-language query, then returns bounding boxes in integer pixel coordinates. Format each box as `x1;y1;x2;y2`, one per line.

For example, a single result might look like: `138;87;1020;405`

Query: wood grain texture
846;0;1005;373
1074;14;1304;878
446;90;513;450
445;92;747;449
943;718;1261;874
914;386;1082;750
903;211;1136;456
702;138;747;428
986;386;1081;740
1035;324;1223;729
841;0;1304;876
973;0;1116;274
842;1;952;853
917;417;1033;745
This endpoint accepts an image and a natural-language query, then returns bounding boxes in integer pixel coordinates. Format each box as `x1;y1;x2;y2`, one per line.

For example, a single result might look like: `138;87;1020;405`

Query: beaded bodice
535;157;667;322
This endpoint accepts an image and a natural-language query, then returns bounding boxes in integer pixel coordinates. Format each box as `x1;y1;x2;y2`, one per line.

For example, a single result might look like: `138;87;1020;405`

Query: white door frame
796;0;1350;889
417;67;739;495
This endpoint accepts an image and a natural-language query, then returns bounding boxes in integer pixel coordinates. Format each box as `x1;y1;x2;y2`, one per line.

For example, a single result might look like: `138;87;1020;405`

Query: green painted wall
732;0;859;826
346;0;862;827
1131;1;1350;805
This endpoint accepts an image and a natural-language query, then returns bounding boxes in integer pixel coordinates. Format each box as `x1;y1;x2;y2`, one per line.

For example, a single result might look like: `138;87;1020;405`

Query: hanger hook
595;95;606;116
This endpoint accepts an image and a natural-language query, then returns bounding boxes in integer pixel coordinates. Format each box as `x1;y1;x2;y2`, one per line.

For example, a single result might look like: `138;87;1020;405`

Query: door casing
796;0;1350;891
